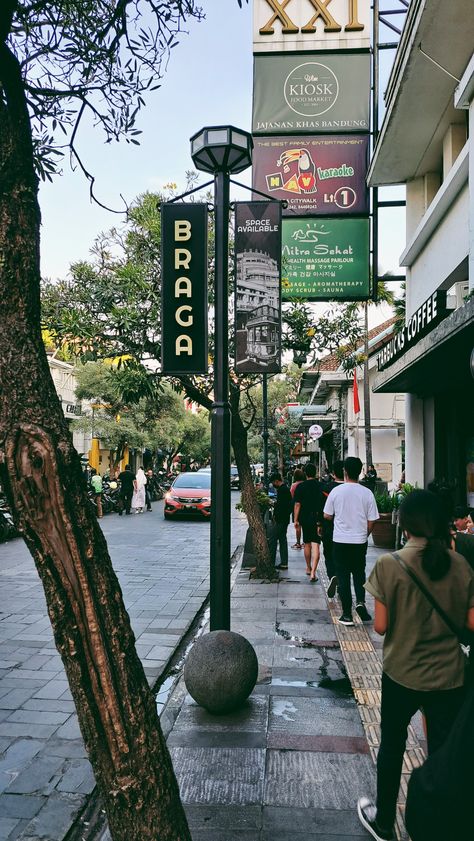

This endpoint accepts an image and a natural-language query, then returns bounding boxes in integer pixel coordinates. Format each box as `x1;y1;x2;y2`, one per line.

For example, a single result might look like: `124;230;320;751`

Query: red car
164;472;211;520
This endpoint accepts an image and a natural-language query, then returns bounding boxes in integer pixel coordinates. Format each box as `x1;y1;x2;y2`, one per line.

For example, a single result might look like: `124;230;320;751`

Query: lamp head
190;125;253;174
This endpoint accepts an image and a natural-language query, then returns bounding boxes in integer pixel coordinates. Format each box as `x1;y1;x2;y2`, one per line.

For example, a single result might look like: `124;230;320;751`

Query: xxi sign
253;0;371;51
161;203;208;375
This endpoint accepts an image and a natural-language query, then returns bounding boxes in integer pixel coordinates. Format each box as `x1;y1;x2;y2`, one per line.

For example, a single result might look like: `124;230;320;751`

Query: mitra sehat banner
253;0;371;53
234;201;282;374
253;52;370;134
281;217;370;300
252;135;369;215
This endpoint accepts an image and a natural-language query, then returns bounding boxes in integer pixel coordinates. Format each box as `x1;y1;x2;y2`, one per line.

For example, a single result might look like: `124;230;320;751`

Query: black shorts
301;522;321;544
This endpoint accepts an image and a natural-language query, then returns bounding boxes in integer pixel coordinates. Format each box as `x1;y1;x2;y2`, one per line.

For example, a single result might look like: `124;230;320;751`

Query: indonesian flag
353;369;361;415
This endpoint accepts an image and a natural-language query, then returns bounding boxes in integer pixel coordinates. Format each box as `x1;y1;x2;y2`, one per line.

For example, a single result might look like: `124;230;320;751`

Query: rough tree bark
0;39;191;841
230;382;276;580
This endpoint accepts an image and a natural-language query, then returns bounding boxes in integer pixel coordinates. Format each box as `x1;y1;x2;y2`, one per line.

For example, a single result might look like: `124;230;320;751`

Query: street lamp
190;125;253;631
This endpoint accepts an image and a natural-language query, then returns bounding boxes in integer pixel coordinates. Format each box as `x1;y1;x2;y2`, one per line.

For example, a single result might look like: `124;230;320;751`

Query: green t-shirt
90;474;103;493
365;537;474;691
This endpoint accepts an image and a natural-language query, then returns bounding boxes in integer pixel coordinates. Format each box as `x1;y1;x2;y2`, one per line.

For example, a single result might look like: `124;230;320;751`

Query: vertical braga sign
161;203;208;375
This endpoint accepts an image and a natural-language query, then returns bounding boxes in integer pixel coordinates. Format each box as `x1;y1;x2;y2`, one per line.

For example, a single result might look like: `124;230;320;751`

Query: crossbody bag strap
392;551;465;643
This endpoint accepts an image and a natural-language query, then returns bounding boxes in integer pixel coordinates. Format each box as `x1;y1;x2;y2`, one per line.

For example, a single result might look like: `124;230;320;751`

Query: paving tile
184;803;262;830
262;805;368;835
268;696;365;739
264;751;376;809
0;792;44;819
170;747;265;804
174;696;268;734
7;755;64;794
22;791;85;840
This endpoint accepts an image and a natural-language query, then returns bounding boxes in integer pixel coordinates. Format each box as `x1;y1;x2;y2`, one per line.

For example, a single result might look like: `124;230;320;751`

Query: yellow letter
175;249;191;269
175;305;193;327
175;220;191;241
176;335;193;356
259;0;298;34
345;0;364;30
302;0;341;32
175;277;192;297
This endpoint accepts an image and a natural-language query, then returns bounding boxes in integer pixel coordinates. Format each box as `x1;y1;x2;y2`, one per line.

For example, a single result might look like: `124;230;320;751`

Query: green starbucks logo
284;62;339;118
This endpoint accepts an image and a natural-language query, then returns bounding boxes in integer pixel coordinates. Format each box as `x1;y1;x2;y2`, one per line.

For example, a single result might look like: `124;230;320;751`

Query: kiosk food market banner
281;217;370;300
252;134;369;215
234;201;282;374
253;52;370;134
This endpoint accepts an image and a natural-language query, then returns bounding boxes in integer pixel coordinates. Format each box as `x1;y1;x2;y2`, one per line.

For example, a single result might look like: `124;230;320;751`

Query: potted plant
372;491;397;550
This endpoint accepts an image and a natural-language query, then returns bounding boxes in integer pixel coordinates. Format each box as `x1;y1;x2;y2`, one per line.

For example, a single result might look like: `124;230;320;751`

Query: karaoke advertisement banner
252;135;369;216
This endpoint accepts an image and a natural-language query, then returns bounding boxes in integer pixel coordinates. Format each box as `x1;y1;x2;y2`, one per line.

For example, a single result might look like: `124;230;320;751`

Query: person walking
132;466;146;513
269;472;293;571
145;468;156;512
357;489;474;841
294;462;325;582
321;460;344;598
290;467;305;549
323;456;379;625
89;468;103;518
118;464;136;515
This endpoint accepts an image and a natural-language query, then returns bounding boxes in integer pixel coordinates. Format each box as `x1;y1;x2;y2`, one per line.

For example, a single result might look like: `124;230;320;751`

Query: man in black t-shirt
269;472;293;570
118;465;137;515
294;463;325;582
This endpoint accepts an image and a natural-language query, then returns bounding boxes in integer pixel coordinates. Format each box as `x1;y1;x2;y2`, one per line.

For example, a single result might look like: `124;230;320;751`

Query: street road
0;497;247;841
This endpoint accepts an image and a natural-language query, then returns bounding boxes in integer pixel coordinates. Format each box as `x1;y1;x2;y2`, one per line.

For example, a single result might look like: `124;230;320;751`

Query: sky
39;0;406;298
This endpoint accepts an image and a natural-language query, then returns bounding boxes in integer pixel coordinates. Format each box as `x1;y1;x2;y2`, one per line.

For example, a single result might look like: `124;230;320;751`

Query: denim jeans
332;542;367;615
269;521;289;566
376;672;465;832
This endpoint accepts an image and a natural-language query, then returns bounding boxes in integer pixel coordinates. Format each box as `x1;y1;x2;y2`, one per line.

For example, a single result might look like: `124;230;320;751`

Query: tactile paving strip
318;564;425;841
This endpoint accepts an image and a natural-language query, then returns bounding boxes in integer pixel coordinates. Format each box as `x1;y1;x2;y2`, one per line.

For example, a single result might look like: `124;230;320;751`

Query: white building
299;318;405;488
369;0;474;505
47;356;90;458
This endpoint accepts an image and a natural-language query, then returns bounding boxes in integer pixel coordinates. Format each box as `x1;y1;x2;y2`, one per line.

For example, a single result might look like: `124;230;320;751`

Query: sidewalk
156;542;426;841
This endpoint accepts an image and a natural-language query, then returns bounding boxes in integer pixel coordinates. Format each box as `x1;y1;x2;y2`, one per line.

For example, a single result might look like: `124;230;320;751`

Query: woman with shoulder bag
357;489;474;841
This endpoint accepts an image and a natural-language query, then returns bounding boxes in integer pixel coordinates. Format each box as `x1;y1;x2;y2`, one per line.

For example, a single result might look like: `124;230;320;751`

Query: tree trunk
0;42;190;841
363;302;373;469
230;384;276;580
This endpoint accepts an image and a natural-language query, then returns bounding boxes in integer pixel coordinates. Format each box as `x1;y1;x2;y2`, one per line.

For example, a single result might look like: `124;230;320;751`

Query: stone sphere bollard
184;630;259;714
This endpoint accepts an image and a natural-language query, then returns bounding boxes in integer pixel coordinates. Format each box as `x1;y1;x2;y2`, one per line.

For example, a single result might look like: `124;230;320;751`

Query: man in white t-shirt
323;456;379;626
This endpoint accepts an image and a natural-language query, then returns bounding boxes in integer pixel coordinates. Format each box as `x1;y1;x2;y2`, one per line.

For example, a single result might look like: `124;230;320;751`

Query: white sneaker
357;798;394;841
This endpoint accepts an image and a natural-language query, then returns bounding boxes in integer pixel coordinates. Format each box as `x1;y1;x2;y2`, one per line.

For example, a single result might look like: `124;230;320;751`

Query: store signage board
161;203;208;375
308;423;323;439
235;201;282;374
281;217;370;300
253;52;370;134
253;0;371;52
376;291;451;372
252;135;369;215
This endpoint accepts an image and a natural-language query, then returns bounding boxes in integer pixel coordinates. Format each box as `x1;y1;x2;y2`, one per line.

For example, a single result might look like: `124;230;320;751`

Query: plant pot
372;512;396;550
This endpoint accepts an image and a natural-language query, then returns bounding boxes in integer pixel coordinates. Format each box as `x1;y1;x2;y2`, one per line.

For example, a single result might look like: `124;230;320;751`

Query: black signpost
161;203;208;376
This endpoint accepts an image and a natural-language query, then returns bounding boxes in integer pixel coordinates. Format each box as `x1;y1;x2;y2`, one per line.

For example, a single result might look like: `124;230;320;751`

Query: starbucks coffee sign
253;0;371;52
253;53;370;134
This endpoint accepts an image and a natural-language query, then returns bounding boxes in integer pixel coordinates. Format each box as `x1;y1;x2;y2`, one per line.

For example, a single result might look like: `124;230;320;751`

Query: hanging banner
282;217;370;300
253;0;371;53
253;52;370;134
252;135;369;216
161;203;208;375
235;201;282;373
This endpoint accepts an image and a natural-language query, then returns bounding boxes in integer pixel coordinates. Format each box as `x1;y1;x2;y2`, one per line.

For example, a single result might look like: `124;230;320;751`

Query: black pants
145;487;152;510
321;526;336;579
120;490;133;515
332;542;367;615
376;672;465;832
269;521;289;567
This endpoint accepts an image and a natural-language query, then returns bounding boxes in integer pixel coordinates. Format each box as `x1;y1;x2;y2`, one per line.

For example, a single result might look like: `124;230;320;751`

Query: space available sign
253;0;371;53
281;217;369;300
161;203;208;375
253;52;370;134
235;201;282;374
377;290;450;371
253;135;369;215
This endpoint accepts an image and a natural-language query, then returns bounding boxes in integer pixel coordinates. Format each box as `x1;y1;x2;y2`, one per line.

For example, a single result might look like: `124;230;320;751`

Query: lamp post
190;126;253;631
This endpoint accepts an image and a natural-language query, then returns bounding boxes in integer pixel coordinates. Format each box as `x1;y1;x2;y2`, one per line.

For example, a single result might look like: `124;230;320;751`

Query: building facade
369;0;474;505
